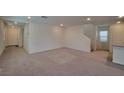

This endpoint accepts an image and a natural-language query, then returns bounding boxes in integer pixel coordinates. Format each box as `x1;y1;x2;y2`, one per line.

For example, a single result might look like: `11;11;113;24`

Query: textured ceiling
0;16;123;27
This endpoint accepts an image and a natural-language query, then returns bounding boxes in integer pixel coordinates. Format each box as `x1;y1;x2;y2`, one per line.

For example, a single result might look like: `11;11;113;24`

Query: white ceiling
0;16;122;27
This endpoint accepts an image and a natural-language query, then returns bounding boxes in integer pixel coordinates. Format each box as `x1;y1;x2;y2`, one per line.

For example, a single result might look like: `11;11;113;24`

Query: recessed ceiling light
118;16;123;18
117;21;121;24
60;24;64;27
28;16;31;19
87;18;91;21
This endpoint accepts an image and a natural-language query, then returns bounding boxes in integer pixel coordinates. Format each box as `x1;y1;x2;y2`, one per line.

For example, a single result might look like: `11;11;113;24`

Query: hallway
0;47;124;76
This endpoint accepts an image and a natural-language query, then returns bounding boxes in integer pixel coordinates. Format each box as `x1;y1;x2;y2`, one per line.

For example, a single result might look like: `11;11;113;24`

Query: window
99;31;108;42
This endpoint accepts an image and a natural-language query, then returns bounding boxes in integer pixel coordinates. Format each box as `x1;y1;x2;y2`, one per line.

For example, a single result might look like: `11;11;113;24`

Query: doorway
5;25;24;48
96;25;109;51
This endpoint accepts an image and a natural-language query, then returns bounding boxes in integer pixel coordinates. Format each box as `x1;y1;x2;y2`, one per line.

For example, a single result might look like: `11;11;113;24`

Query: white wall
24;23;29;53
24;22;91;54
64;25;91;52
18;27;24;48
83;24;96;50
109;23;124;52
0;20;6;55
26;22;64;54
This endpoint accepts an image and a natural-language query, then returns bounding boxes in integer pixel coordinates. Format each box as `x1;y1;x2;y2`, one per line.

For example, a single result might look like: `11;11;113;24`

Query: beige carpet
45;50;77;64
0;46;124;76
